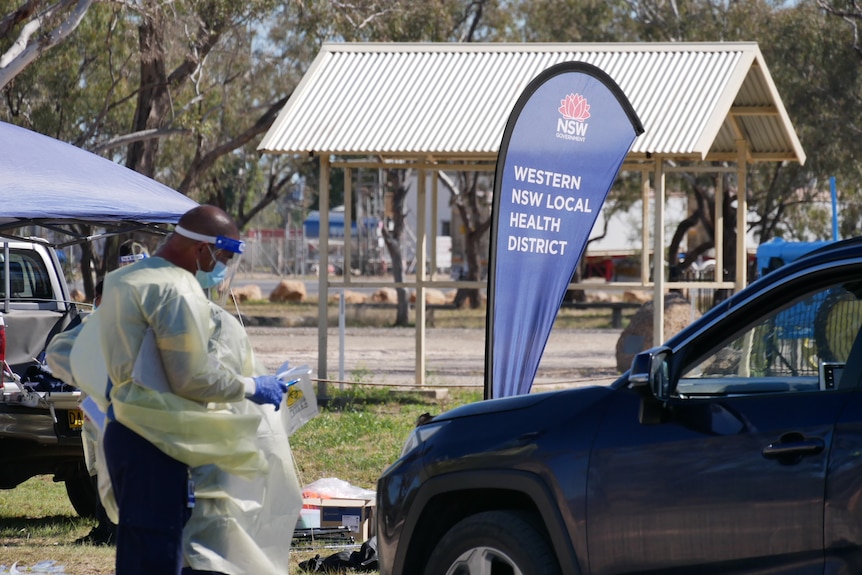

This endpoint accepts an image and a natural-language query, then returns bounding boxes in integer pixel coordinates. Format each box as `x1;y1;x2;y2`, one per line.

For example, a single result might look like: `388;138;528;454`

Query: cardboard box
301;497;375;542
296;506;321;529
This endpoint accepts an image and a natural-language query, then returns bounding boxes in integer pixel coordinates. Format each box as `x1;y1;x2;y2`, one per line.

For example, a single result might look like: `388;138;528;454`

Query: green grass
0;388;481;574
292;386;481;489
239;299;635;330
0;476;114;573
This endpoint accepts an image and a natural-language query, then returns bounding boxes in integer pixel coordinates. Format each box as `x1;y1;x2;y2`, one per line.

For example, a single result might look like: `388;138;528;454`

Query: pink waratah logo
559;93;591;122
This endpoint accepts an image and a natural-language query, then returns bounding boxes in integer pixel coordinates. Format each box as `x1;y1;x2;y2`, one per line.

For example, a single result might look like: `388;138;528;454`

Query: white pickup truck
0;238;96;517
0;118;200;518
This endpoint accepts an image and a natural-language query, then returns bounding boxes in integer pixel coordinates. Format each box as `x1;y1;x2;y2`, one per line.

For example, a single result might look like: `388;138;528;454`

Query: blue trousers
103;420;192;575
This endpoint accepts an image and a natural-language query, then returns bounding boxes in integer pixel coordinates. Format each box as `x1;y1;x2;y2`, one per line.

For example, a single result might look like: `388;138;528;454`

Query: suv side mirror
629;346;672;401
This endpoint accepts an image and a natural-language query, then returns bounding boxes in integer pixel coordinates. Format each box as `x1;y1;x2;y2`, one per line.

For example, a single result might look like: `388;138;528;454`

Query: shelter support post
415;168;427;387
344;167;353;282
431;172;439;279
715;170;724;284
641;169;650;286
318;155;331;401
653;156;666;346
736;139;748;289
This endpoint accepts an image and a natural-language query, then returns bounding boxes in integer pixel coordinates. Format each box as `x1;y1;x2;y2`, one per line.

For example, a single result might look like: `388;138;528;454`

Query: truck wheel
65;472;98;519
422;510;561;575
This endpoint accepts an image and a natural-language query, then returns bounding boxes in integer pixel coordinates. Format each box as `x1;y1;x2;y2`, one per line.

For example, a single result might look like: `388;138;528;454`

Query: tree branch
0;0;94;89
176;94;290;194
90;127;192;154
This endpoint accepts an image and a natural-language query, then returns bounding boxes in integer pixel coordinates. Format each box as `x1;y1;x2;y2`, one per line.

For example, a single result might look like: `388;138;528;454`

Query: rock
409;288;450;305
615;292;700;372
269;280;307;302
370;287;398;304
342;290;368;304
623;290;652;304
229;284;262;303
586;290;614;303
328;290;368;304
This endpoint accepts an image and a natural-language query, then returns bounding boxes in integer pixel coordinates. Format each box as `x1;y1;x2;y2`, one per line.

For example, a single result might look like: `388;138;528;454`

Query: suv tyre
422;510;561;575
64;468;98;519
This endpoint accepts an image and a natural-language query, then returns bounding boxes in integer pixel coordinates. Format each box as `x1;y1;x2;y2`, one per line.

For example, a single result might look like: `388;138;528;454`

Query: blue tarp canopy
303;210;378;239
0;121;198;244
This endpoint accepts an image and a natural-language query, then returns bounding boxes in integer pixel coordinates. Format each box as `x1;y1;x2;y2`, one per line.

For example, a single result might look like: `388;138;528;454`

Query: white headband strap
174;225;217;244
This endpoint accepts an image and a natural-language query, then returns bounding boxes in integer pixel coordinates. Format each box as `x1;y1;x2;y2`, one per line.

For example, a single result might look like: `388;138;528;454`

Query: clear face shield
174;225;245;306
206;242;244;306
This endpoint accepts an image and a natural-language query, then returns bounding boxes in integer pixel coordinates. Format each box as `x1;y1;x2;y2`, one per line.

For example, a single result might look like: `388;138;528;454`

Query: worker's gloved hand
250;375;289;410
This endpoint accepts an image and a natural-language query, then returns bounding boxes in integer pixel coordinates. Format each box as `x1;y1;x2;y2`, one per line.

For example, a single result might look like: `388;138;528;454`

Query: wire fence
239;229;309;276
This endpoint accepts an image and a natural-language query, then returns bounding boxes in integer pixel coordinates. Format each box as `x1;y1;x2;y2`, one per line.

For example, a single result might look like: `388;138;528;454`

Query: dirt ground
247;326;624;391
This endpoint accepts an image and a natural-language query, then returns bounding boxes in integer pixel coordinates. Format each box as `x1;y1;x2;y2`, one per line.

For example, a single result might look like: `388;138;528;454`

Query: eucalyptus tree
1;0;295;185
622;1;862;249
506;0;862;283
747;1;862;243
814;0;862;238
2;0;314;295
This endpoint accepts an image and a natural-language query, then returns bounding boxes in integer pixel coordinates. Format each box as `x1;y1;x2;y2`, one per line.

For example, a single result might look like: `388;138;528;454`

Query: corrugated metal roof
259;42;805;165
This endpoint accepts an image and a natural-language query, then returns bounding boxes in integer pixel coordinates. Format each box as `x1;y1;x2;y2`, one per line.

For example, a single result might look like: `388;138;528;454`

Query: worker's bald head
156;204;241;274
178;205;239;240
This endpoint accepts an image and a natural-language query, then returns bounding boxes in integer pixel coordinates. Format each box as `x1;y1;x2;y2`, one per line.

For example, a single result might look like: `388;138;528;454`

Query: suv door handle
762;438;825;459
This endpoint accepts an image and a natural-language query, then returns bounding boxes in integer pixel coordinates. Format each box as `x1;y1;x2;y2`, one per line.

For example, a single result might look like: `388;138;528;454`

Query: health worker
182;302;302;575
96;205;290;575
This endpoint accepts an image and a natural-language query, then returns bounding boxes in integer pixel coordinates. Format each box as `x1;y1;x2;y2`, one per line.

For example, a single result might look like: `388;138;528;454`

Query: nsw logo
556;93;590;142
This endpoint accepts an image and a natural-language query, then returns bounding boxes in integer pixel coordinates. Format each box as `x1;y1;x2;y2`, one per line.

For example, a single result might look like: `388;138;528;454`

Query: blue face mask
196;260;227;289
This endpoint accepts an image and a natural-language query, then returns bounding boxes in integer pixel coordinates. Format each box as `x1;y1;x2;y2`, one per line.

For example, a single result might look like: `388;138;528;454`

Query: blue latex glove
250;375;289;410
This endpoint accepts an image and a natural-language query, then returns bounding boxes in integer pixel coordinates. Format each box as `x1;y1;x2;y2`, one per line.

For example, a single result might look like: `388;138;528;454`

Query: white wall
588;193;689;255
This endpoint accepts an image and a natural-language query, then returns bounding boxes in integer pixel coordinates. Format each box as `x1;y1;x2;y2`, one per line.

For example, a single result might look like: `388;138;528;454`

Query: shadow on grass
0;515;89;540
325;388;437;411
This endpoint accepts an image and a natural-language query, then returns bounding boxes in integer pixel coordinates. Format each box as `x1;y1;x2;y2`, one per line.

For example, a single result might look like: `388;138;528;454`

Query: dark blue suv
377;237;862;575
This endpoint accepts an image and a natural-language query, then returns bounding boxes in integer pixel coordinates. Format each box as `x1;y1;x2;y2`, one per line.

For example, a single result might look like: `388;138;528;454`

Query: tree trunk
381;169;410;326
386;238;408;325
454;226;483;308
126;2;168;177
78;238;96;301
563;264;586;303
452;172;491;309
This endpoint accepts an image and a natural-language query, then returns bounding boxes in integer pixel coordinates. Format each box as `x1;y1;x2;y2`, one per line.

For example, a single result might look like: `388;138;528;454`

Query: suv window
0;250;54;301
679;282;862;396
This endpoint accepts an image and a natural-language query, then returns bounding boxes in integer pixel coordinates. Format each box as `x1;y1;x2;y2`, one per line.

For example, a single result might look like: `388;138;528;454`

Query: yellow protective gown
94;257;265;477
47;299;302;568
183;304;302;575
45;319;99;476
46;314;115;515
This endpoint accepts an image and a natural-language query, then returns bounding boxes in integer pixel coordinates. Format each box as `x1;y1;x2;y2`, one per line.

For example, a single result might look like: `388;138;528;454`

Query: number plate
68;409;84;431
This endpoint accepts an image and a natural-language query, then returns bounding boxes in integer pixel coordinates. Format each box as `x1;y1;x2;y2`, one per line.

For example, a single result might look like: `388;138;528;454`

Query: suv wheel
64;472;98;519
422;510;561;575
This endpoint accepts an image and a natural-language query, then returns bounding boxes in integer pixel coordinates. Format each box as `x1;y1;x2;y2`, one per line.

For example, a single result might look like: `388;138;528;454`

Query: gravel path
247;326;624;391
